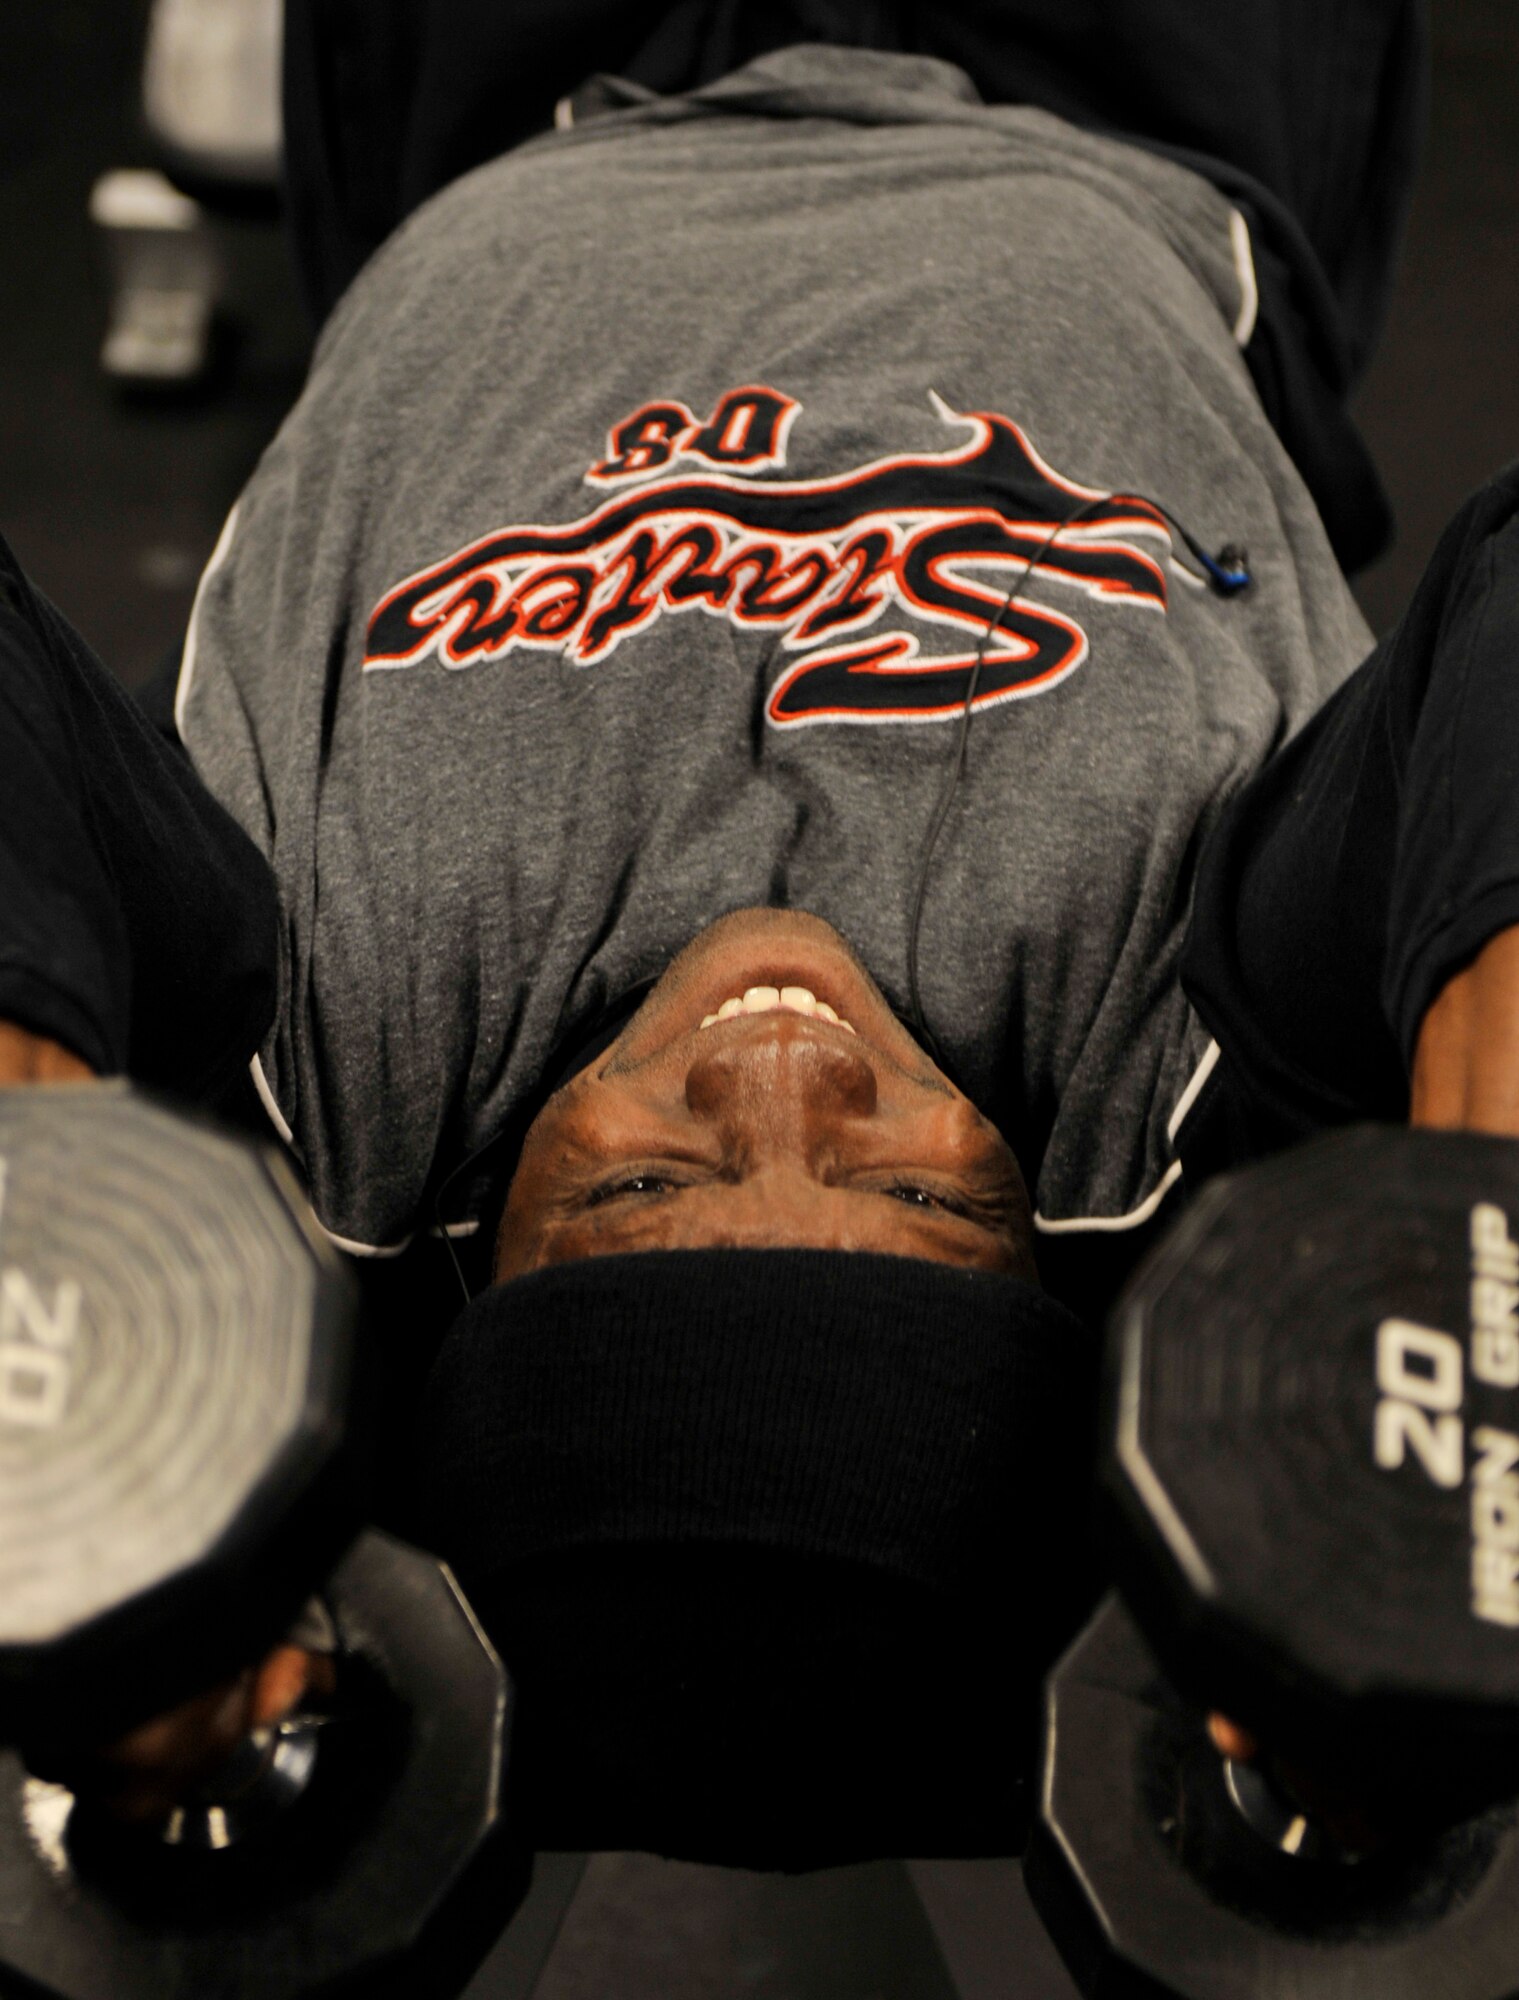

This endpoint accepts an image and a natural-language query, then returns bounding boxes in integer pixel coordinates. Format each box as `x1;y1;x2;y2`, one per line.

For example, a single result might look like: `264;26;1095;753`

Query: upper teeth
699;986;855;1032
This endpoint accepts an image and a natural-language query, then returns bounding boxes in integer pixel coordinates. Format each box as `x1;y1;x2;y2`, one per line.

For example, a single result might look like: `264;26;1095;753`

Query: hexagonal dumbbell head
0;1084;362;1744
1103;1125;1519;1805
0;1533;520;2000
1026;1595;1519;2000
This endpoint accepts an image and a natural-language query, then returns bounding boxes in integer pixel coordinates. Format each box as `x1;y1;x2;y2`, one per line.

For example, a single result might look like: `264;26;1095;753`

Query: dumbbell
1025;1125;1519;2000
0;1082;522;2000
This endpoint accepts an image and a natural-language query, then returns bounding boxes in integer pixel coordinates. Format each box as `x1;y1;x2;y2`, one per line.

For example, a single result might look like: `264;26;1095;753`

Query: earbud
1203;542;1252;596
1167;516;1252;596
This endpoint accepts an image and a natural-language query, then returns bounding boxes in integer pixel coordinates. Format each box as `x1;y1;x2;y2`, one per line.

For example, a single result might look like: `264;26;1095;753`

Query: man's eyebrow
544;1116;724;1175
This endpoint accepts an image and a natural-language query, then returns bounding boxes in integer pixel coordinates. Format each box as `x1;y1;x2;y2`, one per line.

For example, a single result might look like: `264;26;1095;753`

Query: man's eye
585;1173;681;1206
883;1183;966;1216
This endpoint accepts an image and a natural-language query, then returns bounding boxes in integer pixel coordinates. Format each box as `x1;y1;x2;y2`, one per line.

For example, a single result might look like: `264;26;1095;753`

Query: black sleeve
1179;463;1519;1175
0;534;279;1102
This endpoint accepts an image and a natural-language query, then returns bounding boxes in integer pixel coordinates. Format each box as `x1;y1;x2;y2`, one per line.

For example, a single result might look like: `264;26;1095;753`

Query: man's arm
0;1023;95;1085
0;533;279;1100
1411;925;1519;1136
1182;467;1519;1164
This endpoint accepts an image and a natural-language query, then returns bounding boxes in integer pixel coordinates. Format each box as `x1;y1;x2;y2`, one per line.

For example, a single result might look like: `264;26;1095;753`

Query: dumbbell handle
27;1606;341;1845
154;1712;323;1851
148;1620;341;1851
1221;1753;1370;1865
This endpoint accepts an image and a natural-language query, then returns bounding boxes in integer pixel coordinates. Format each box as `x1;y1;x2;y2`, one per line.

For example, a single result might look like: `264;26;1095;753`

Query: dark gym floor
1;4;1516;1996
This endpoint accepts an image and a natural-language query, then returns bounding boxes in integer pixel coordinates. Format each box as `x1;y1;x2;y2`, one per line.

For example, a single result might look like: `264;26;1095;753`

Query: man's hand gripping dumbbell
1026;1121;1519;1995
0;1038;520;2000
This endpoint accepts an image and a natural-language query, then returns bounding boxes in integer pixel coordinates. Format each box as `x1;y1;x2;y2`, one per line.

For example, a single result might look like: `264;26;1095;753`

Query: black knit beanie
414;1248;1098;1867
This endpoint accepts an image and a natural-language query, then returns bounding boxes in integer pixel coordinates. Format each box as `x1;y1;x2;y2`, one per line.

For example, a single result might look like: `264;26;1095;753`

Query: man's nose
683;1017;879;1141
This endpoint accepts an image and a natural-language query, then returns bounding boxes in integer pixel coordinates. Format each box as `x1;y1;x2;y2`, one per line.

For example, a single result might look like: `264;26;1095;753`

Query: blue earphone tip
1209;544;1252;594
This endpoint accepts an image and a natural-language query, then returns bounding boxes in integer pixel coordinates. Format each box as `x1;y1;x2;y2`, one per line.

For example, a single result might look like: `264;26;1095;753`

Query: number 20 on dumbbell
0;1169;83;1434
1373;1204;1519;1629
1028;1128;1519;2000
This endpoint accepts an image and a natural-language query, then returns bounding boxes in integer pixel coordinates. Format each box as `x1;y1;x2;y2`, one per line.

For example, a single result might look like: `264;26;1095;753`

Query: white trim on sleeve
1035;1159;1182;1236
319;1226;414;1259
1166;1038;1221;1144
174;501;240;739
249;1058;481;1257
249;1050;294;1146
1033;1034;1221;1236
1228;208;1259;349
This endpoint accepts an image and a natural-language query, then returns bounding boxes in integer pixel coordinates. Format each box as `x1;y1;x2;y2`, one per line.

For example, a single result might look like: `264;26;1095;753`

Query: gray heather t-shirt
177;46;1371;1255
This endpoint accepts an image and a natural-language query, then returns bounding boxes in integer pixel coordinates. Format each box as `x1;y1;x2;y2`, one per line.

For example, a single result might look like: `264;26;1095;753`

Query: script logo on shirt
363;387;1175;726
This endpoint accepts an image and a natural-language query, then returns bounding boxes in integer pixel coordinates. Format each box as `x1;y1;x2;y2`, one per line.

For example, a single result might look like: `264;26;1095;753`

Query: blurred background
0;0;306;691
0;4;1514;1996
1;0;1516;696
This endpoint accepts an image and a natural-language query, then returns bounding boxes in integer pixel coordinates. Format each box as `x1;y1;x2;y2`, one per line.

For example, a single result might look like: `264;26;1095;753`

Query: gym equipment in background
90;0;282;387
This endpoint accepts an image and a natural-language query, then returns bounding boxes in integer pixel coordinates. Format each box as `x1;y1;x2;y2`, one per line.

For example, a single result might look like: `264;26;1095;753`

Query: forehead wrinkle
539;1184;1012;1266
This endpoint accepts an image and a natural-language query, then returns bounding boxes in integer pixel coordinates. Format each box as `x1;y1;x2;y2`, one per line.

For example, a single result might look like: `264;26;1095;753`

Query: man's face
496;909;1036;1281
